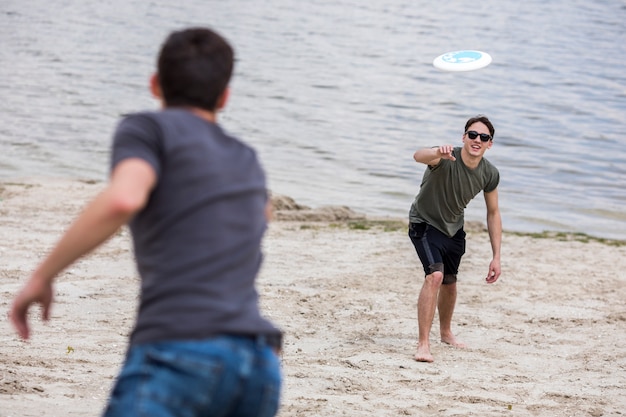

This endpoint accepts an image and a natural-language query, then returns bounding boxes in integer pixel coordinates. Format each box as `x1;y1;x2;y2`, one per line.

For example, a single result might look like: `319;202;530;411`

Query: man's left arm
484;188;502;284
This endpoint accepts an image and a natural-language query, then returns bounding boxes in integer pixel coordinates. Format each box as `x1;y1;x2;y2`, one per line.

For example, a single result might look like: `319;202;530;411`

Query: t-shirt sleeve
484;168;500;193
110;113;163;178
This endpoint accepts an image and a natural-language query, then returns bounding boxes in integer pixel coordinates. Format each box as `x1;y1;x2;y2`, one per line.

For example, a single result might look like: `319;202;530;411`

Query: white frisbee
433;50;492;72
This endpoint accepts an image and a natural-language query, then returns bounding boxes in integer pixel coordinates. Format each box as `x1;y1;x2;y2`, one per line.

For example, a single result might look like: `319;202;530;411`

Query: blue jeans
102;335;282;417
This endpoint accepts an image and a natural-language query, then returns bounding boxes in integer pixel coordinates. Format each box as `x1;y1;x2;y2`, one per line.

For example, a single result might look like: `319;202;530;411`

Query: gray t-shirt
111;109;281;346
408;146;499;237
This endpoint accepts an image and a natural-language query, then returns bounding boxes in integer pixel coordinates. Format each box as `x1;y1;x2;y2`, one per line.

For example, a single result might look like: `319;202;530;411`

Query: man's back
112;109;281;346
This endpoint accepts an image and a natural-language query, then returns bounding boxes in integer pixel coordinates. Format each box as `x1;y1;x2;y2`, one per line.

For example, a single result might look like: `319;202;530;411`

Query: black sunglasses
465;130;492;142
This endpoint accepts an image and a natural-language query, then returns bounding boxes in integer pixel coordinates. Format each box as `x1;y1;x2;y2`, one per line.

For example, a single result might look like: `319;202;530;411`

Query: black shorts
408;222;466;284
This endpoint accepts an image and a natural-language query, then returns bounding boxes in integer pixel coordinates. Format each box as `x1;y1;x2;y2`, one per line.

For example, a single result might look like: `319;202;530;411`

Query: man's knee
426;263;444;285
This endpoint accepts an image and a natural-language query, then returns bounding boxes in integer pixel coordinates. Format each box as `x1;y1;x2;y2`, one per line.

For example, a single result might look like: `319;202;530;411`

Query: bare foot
415;344;434;363
441;333;467;348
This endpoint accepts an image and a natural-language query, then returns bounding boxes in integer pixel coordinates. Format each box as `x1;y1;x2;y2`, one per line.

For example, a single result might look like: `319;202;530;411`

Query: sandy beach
1;178;625;417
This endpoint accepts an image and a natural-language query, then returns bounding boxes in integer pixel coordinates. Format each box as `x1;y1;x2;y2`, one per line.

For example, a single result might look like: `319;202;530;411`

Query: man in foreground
10;27;283;416
408;115;502;363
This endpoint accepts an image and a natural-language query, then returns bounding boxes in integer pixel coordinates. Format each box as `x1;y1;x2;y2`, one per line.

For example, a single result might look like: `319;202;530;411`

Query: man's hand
414;145;456;165
10;276;54;340
485;258;501;284
437;145;456;161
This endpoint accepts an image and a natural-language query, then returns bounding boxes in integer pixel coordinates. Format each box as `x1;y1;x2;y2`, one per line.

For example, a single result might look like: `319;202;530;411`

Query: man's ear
150;74;162;99
216;87;230;111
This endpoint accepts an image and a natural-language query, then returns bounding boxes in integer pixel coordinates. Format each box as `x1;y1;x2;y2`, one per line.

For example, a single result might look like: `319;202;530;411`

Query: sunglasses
465;131;492;142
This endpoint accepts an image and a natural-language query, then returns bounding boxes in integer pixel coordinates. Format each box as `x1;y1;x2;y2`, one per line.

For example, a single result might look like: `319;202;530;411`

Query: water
1;0;625;239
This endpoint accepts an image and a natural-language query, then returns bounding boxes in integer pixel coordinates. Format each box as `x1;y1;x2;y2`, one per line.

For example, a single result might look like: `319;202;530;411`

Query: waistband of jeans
239;333;283;350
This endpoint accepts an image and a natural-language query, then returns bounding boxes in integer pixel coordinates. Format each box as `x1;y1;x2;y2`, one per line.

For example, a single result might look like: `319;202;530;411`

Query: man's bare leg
416;271;443;362
438;282;466;348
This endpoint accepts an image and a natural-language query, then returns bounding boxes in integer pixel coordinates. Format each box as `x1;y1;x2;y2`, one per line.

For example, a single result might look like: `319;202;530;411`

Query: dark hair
464;115;495;139
157;27;234;111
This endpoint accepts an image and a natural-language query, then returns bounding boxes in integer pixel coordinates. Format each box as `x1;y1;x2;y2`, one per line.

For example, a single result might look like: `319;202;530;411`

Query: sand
1;178;625;417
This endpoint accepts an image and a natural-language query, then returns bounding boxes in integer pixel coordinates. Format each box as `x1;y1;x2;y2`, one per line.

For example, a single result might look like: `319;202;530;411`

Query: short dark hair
157;27;234;111
464;115;495;139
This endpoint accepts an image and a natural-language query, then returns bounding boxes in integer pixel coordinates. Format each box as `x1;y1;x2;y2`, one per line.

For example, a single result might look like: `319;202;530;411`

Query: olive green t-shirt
408;146;499;237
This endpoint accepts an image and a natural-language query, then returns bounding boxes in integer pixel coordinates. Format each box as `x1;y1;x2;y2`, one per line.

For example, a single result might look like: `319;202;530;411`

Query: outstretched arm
413;145;456;166
484;188;502;284
10;158;156;340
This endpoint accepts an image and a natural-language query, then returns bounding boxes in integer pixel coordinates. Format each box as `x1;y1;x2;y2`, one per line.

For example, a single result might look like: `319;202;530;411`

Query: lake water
1;0;625;239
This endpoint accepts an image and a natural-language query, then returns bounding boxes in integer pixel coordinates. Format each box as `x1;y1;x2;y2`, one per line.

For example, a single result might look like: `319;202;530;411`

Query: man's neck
460;146;482;170
189;107;217;123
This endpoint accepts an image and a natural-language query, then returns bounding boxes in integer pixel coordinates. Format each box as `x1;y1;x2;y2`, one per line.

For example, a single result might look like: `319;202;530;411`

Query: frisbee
433;50;492;72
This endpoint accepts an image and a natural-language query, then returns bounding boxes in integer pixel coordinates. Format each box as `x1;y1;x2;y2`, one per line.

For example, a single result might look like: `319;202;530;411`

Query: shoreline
2;177;625;245
270;191;626;246
1;178;625;416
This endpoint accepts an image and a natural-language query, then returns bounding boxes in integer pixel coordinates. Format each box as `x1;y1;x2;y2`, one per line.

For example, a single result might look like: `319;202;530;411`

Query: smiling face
462;121;493;159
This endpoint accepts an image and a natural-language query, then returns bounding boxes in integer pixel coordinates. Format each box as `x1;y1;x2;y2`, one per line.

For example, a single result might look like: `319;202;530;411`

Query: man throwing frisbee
408;115;502;363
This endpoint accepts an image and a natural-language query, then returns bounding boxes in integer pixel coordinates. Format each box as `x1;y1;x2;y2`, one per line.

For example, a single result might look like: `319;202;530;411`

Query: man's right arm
10;158;156;340
413;145;456;165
